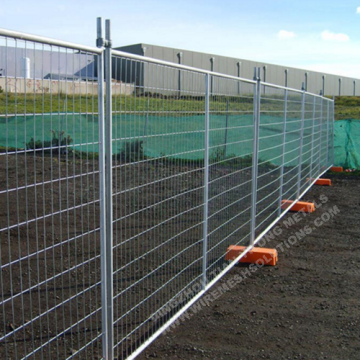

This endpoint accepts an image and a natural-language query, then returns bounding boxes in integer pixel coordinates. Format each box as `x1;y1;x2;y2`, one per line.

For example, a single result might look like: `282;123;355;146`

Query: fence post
297;83;306;199
250;67;260;246
309;96;316;181
102;18;114;360
97;18;112;360
318;90;324;173
326;100;330;167
278;88;288;217
332;96;335;166
202;73;210;289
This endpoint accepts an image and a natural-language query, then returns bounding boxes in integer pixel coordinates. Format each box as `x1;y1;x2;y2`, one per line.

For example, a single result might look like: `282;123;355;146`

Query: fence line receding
0;19;334;360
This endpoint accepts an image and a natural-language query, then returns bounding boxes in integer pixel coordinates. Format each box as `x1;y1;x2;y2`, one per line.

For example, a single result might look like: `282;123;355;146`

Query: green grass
1;92;358;121
334;96;360;120
0;92;297;117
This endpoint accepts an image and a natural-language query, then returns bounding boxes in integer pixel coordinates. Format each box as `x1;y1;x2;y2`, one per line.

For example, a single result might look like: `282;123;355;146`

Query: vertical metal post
250;67;260;246
297;84;305;199
326;101;330;167
318;91;324;173
332;96;335;166
278;88;288;217
97;17;111;360
224;99;229;157
105;19;114;360
309;96;316;182
202;73;210;289
210;57;214;95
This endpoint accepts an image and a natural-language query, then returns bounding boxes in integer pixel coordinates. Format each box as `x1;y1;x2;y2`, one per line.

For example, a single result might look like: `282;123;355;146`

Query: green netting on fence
7;113;356;169
334;119;360;169
0;114;305;166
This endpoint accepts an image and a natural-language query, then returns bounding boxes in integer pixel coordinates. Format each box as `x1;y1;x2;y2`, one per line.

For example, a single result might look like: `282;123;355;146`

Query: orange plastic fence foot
281;200;315;213
314;178;331;186
330;166;343;172
306;177;331;186
225;245;278;266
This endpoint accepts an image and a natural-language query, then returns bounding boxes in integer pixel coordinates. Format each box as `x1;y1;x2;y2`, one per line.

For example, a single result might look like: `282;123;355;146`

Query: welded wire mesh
0;36;103;359
108;53;334;359
206;76;254;281
0;24;335;360
110;53;207;359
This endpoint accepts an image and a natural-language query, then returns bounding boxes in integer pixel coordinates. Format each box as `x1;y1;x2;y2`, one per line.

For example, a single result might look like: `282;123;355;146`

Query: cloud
321;30;349;42
277;30;296;40
357;7;360;14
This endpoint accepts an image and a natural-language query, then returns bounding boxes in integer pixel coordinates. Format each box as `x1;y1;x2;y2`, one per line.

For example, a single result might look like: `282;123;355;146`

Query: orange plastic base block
225;245;278;266
330;166;343;172
306;177;332;186
281;200;315;213
314;178;331;186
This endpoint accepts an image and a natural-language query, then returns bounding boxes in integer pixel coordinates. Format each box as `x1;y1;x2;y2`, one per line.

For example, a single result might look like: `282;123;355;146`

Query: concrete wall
0;77;134;95
115;43;359;97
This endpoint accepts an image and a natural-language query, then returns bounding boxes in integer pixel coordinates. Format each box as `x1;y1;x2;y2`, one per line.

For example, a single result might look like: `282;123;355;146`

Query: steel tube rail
297;87;306;198
250;68;261;246
332;96;336;165
0;27;102;53
104;19;114;360
309;96;317;181
202;74;210;289
319;95;324;171
278;88;288;217
97;17;109;360
326;101;330;165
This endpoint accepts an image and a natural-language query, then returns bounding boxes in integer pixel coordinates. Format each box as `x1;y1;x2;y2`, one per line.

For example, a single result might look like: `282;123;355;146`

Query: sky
1;0;360;78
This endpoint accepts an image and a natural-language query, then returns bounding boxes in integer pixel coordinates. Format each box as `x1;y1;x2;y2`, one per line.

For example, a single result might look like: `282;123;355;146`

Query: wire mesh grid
206;76;254;281
0;36;103;359
110;54;207;359
0;23;335;360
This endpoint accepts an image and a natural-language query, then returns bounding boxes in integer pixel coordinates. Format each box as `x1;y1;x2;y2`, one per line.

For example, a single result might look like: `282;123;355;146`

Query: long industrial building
1;42;357;97
115;43;358;96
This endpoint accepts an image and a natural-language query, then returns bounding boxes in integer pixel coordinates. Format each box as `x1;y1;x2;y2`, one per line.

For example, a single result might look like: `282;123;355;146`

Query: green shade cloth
3;114;356;168
334;119;360;169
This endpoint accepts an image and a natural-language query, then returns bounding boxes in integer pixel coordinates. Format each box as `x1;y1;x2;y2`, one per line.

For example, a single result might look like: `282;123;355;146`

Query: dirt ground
138;172;360;360
1;150;358;359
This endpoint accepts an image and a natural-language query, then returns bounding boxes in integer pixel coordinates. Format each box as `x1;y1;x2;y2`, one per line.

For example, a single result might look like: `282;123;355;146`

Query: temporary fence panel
110;52;209;359
0;19;335;360
0;31;105;359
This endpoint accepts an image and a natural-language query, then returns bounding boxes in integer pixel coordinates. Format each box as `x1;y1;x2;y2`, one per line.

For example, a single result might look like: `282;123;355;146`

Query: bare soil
1;151;359;360
138;173;360;360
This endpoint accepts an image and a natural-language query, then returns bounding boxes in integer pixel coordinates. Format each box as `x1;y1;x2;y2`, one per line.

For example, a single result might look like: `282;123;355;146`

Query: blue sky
1;0;360;78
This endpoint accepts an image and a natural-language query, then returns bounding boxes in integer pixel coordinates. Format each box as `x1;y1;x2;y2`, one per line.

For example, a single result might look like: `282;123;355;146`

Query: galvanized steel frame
0;19;335;360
